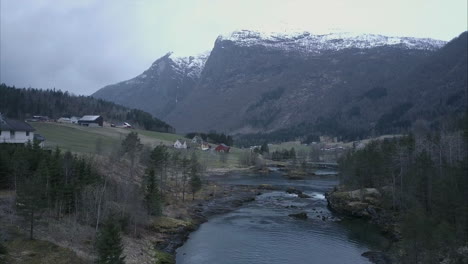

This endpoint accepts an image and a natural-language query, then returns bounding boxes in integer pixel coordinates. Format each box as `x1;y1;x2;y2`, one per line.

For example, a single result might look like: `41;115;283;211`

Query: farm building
201;143;211;151
57;117;72;123
192;135;203;144
0;113;36;144
78;115;103;127
173;140;187;149
215;144;230;153
70;116;79;124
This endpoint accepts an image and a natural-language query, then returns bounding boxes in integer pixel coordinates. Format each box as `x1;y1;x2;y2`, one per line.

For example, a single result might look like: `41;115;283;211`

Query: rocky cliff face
93;30;466;138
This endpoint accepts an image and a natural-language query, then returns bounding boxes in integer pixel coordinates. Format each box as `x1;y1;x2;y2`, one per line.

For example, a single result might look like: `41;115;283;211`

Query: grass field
31;122;245;168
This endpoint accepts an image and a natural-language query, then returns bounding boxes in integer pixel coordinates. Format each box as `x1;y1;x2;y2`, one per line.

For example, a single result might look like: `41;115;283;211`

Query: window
26;131;30;136
10;131;15;139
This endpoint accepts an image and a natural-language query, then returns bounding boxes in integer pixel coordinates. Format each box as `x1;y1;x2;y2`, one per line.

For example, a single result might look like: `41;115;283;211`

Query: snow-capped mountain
93;30;466;137
93;52;209;118
218;30;446;53
123;51;209;86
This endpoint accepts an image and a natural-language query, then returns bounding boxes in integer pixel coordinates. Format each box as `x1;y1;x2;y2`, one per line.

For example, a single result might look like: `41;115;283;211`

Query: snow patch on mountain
218;30;446;53
123;51;210;86
169;51;210;78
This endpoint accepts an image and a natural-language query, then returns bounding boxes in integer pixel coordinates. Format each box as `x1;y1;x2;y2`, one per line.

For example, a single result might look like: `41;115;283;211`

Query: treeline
0;84;174;133
271;148;296;161
235;120;365;147
186;132;234;146
338;117;468;263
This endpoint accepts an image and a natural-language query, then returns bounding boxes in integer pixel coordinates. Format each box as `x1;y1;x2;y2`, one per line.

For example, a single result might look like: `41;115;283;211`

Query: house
70;116;79;124
0;113;36;144
201;142;211;151
215;144;230;153
57;117;72;123
173;140;187;149
78;115;103;127
115;122;133;128
192;135;203;144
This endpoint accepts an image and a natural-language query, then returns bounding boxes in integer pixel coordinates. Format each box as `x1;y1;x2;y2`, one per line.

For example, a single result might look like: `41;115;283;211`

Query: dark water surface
176;172;388;264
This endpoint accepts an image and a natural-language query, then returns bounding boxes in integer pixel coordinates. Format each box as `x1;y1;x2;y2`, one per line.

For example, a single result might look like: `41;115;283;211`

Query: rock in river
288;212;308;220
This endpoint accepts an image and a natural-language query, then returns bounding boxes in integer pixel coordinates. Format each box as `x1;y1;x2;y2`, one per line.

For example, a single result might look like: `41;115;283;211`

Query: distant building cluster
172;135;230;153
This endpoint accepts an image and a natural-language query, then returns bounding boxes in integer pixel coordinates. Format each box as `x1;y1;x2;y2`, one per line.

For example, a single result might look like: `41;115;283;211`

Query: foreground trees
0;132;205;262
338;117;468;262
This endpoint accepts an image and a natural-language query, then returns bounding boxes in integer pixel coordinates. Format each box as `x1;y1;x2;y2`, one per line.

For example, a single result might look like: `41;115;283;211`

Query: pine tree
144;169;162;216
121;132;142;179
260;142;269;154
95;216;126;264
16;170;48;240
189;155;202;200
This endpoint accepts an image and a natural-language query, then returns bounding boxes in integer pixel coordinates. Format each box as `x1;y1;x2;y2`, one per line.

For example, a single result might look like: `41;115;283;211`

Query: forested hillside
0;84;174;133
337;116;468;263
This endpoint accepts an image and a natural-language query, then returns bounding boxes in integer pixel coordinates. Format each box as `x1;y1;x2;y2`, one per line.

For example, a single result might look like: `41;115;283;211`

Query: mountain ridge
93;30;466;140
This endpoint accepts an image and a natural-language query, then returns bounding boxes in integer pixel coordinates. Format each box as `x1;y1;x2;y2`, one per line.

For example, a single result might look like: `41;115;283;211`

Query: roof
0;118;35;132
79;115;101;121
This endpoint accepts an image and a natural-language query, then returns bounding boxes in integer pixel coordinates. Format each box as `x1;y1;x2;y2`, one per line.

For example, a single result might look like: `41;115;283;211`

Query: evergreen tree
95;216;126;264
150;145;170;193
16;170;48;240
143;169;162;216
260;142;269;154
121;132;142;179
189;155;202;200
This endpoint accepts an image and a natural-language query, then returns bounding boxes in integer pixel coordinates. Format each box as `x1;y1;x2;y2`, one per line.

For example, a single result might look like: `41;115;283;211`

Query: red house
215;144;230;153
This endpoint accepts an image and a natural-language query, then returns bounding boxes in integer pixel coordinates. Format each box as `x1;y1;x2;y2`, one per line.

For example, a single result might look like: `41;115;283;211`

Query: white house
201;143;211;151
57;117;72;123
70;116;79;124
0;114;36;144
173;140;187;149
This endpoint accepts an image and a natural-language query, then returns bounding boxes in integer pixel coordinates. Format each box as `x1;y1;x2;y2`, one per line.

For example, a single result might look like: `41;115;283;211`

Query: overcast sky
1;0;466;95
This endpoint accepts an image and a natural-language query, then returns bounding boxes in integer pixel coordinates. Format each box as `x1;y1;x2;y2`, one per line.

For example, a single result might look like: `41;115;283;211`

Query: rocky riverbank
326;186;400;239
154;185;260;259
326;186;399;264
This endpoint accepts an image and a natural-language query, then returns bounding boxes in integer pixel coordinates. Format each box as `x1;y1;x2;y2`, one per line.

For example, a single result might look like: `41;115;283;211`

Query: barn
215;144;230;153
78;115;103;127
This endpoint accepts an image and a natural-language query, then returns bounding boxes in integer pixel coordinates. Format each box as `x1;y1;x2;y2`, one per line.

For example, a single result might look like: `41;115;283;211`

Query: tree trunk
30;210;34;240
95;177;107;233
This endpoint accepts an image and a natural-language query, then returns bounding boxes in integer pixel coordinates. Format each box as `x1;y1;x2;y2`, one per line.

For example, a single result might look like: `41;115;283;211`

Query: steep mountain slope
93;30;466;139
93;52;209;118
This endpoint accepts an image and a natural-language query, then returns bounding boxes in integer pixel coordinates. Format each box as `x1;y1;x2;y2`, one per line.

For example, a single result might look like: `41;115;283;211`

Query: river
176;171;389;264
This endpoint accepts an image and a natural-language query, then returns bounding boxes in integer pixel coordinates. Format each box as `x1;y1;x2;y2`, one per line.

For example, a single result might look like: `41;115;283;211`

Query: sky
1;0;466;95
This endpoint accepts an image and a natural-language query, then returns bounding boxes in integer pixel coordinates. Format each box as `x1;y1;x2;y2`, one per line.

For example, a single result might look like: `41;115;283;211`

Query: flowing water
176;171;389;264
